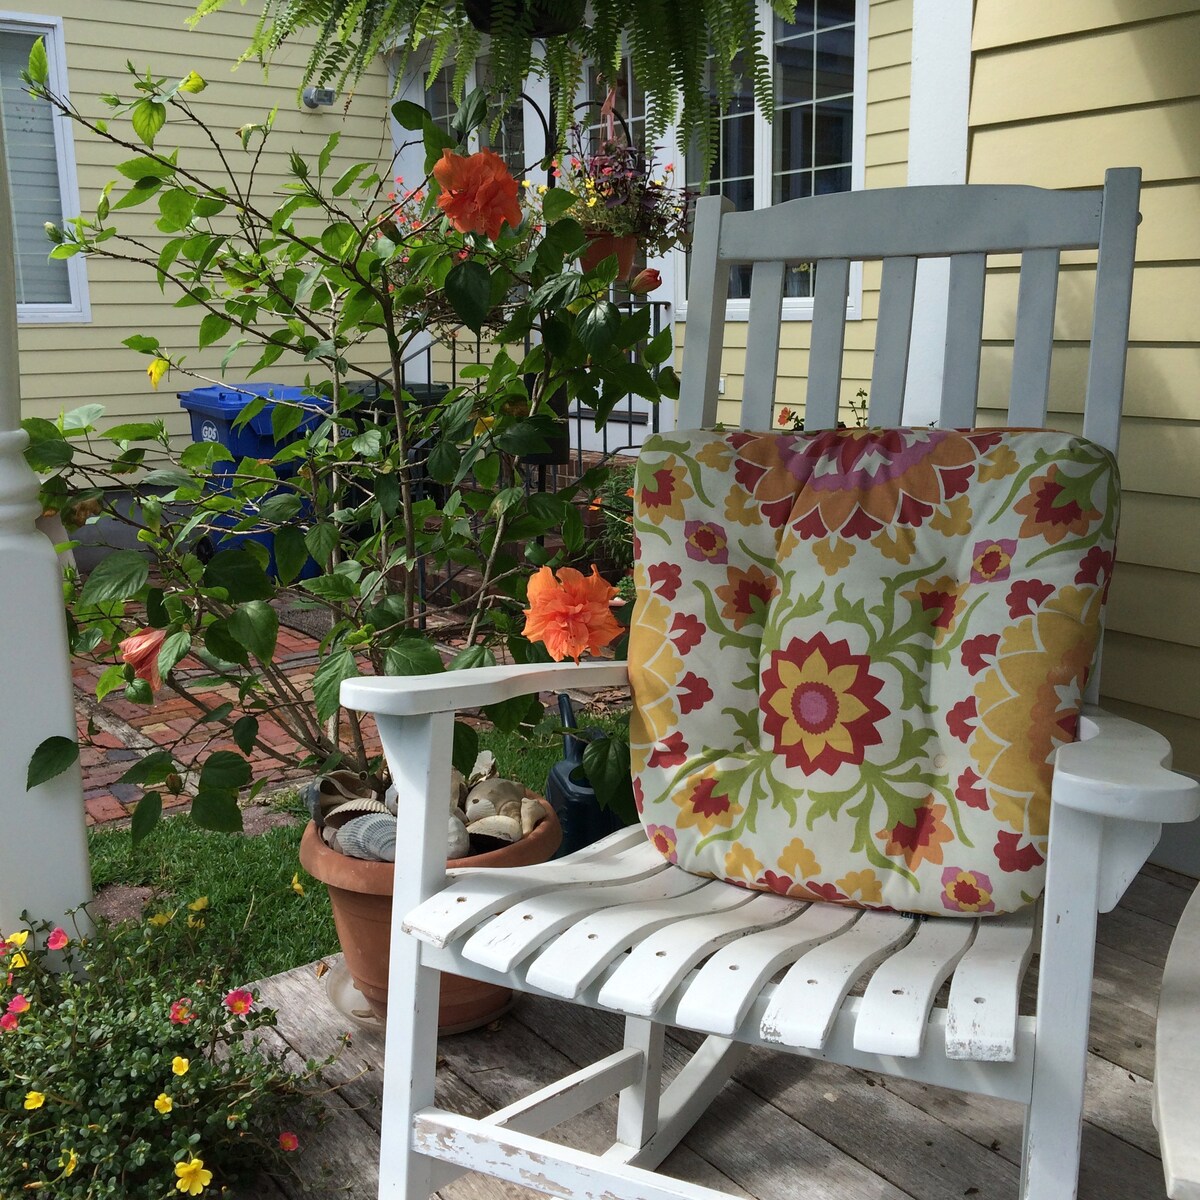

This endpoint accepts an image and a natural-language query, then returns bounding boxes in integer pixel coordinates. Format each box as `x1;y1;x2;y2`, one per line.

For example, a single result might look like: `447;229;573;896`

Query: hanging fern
193;0;800;181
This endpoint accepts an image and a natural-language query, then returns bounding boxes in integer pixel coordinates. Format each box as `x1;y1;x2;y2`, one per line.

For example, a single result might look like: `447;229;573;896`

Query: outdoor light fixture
302;86;336;109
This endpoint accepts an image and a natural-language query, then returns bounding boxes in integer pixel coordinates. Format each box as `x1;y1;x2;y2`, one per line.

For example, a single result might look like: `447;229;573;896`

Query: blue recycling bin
178;383;331;575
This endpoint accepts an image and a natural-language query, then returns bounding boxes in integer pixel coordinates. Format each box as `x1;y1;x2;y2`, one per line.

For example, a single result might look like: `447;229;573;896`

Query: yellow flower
174;1155;213;1196
536;183;547;195
837;869;883;904
724;842;763;882
5;930;29;947
147;911;175;927
155;1093;174;1114
60;1149;77;1177
9;950;28;968
778;838;821;880
186;896;209;912
146;357;171;389
171;1056;189;1076
187;915;205;930
290;873;305;897
24;1090;45;1109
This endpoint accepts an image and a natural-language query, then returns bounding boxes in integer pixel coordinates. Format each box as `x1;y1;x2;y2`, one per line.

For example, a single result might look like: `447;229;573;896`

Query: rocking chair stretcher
341;168;1200;1200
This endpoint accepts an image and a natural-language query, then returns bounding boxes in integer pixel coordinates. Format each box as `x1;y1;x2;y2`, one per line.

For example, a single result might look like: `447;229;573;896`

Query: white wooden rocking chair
342;168;1200;1200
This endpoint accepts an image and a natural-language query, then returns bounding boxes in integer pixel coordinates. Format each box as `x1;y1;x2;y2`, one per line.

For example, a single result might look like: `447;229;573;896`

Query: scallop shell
447;814;470;859
463;795;498;823
304;769;376;824
466;777;524;808
467;750;497;788
520;798;547;836
496;797;523;821
334;813;397;862
464;814;522;844
383;784;399;816
323;797;391;829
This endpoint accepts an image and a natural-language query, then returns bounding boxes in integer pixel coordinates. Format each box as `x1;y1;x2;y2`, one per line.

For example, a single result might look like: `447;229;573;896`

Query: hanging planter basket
462;0;586;38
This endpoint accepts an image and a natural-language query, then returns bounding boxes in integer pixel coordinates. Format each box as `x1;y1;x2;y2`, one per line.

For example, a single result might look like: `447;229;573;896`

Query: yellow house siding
969;2;1200;773
16;0;393;439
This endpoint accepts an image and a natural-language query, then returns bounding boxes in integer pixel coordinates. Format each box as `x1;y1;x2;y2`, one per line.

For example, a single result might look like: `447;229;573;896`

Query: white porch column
0;114;92;935
901;0;972;425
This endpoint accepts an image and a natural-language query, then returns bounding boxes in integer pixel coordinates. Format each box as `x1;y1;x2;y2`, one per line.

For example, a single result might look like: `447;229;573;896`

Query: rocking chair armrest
340;660;630;718
1052;706;1200;824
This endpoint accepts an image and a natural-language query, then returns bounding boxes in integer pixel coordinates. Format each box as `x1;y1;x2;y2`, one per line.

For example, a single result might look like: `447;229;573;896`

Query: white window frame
0;10;89;324
674;0;868;323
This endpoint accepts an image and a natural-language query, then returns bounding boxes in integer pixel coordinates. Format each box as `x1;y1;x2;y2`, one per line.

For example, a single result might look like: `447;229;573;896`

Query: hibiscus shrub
0;915;331;1198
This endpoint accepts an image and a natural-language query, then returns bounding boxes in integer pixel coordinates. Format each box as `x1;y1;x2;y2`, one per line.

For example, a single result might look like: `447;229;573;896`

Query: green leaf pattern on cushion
628;428;1119;916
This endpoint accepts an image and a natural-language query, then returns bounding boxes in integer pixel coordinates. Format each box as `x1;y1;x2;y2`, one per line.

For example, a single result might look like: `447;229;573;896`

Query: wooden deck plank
246;864;1191;1200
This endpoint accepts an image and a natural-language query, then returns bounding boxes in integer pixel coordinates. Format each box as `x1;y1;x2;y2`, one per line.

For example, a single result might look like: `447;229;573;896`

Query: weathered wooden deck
244;863;1194;1200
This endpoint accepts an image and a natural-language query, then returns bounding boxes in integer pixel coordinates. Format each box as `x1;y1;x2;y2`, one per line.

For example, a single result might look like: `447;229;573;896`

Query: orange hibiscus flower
523;565;621;663
433;148;522;240
119;627;167;692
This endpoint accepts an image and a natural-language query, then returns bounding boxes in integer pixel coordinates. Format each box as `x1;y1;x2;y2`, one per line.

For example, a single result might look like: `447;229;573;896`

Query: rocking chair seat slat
524;880;753;999
853;917;977;1058
596;891;807;1017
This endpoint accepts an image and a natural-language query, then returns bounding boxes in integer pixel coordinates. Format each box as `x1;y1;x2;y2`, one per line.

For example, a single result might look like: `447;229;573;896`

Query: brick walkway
75;623;383;829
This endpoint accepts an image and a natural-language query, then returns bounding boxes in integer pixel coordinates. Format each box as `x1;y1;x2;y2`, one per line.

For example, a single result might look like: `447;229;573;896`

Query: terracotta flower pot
299;798;561;1033
579;231;638;278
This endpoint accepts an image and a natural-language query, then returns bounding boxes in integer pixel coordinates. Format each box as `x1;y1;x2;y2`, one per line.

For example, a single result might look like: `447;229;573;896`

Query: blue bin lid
178;384;331;438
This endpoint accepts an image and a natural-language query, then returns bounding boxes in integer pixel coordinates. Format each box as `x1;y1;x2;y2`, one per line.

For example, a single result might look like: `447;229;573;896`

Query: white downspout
901;0;972;425
0;109;92;936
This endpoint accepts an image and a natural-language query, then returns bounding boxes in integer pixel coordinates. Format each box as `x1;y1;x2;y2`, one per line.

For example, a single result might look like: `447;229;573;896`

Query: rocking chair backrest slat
939;251;987;427
1007;249;1060;426
740;261;788;430
804;257;851;429
868;254;918;425
677;169;1140;444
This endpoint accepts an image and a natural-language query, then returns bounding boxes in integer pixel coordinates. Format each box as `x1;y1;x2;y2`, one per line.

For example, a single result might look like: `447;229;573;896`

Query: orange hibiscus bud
628;268;662;295
523;565;622;663
118;627;166;692
433;148;523;240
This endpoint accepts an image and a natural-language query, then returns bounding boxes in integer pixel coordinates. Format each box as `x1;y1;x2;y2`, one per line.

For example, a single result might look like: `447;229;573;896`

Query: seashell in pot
463;795;497;823
447;813;470;859
520;797;547;836
449;767;467;807
466;777;524;808
467;750;497;788
465;813;522;855
323;797;392;828
335;813;397;862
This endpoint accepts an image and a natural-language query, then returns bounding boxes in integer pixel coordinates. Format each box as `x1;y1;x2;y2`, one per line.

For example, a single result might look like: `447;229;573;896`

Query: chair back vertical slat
805;257;850;429
1083;167;1141;453
740;260;787;431
939;252;987;428
868;255;918;425
677;195;735;430
1007;249;1060;427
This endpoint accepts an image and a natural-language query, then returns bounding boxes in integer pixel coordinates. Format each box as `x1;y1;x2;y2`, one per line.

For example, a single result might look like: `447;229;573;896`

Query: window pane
813;99;853;167
0;30;70;305
775;35;815;109
814;27;855;97
816;0;855;28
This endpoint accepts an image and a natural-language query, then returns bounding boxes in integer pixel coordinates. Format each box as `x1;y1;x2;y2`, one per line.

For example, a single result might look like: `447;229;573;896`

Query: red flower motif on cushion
669;613;705;653
647;732;688;768
674;776;739;833
799;880;850;904
955;767;989;810
941;867;996;914
678;672;713;714
684;520;729;564
1013;466;1101;544
715;564;777;630
1075;545;1114;591
647;562;681;599
1007;579;1055;617
994;830;1045;873
961;634;999;676
947;696;977;743
878;800;954;868
970;538;1016;584
633;776;645;814
644;823;678;864
902;575;965;638
761;633;887;774
638;463;693;525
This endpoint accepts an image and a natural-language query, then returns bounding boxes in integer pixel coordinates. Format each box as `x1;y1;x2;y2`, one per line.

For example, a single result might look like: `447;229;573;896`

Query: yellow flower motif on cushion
778;837;821;880
813;536;854;576
971;585;1101;837
635;458;694;526
871;526;916;565
931;493;973;537
627;579;685;749
696;439;734;471
837;869;883;904
724;484;762;527
979;442;1019;481
673;771;742;835
725;842;764;882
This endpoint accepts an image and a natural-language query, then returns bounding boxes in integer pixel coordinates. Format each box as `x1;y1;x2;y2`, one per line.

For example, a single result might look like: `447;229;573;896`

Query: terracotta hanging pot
579;231;638;278
299;796;561;1033
462;0;585;37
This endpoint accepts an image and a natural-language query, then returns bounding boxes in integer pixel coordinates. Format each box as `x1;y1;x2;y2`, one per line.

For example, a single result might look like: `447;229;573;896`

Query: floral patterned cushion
628;427;1119;916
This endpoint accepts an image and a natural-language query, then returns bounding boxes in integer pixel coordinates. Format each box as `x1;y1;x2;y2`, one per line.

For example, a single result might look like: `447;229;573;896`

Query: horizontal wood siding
674;0;911;432
16;0;393;440
969;3;1200;772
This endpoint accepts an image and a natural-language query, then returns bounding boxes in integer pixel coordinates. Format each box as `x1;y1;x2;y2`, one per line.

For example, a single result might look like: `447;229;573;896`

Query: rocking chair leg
615;1017;666;1151
1019;805;1103;1200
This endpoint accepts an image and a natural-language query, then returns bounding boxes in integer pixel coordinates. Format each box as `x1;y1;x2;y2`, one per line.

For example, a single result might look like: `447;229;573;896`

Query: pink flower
7;994;30;1014
169;998;196;1026
223;988;255;1016
45;927;68;951
0;1012;17;1032
118;627;167;692
628;268;662;295
278;1131;300;1152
